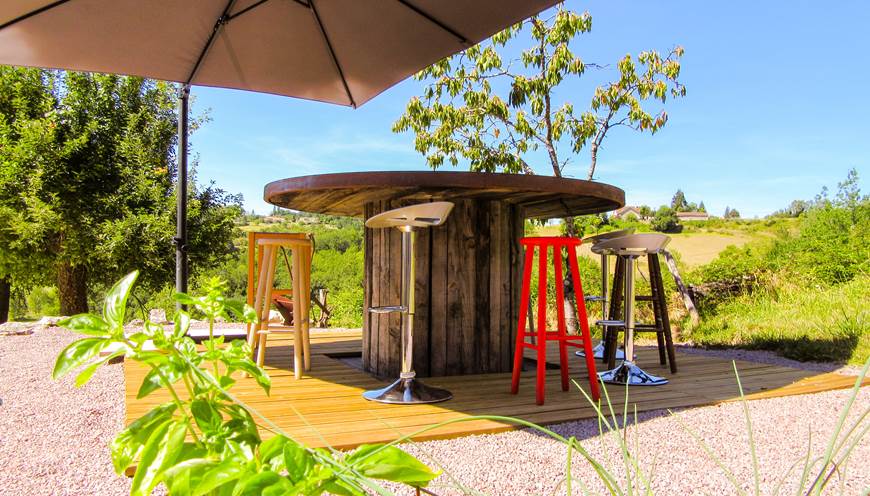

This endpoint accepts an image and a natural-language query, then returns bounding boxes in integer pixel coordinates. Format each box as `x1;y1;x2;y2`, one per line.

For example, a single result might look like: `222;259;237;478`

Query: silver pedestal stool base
598;361;668;386
362;377;453;404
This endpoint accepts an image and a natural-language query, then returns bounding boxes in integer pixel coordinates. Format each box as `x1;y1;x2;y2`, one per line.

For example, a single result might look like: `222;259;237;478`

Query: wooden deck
124;330;867;450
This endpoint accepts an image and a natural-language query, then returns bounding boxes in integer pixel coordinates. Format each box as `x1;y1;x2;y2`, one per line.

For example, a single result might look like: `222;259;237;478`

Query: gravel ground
0;326;131;495
1;325;867;495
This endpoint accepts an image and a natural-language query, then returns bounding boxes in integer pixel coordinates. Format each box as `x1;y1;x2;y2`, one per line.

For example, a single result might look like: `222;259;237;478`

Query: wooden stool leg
511;247;535;394
535;245;548;406
257;247;278;368
567;245;600;402
651;255;677;373
301;245;312;371
650;255;668;366
251;245;270;355
553;247;570;392
291;246;304;379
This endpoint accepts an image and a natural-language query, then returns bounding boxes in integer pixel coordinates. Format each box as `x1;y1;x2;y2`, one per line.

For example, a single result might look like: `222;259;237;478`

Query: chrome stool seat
594;233;672;386
362;201;454;404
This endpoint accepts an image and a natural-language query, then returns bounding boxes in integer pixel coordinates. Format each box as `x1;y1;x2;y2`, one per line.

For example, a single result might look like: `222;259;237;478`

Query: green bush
26;286;60;317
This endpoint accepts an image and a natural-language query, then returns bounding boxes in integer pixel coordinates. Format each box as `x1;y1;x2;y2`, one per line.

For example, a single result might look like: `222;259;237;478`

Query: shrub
26;286;60;317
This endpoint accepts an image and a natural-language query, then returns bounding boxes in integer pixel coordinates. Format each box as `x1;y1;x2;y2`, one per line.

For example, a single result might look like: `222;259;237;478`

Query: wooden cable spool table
265;171;624;378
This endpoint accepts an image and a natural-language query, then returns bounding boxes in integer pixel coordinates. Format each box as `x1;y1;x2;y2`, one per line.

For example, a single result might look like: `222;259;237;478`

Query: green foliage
55;272;436;495
393;7;685;180
25;286;60;318
688;171;869;364
650;206;682;233
0;67;242;313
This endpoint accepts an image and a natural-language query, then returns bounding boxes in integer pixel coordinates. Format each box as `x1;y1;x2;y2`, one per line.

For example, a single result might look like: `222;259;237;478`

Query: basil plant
53;271;437;495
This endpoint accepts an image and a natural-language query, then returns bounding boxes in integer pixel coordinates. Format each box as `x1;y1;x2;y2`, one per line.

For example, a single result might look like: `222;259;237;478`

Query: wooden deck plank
124;330;868;450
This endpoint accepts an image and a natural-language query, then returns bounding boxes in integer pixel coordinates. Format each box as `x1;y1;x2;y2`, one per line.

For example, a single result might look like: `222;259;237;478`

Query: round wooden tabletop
265;171;624;219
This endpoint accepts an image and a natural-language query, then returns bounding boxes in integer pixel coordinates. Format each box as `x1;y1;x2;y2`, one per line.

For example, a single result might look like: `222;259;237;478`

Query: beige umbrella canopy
0;0;559;292
0;0;558;106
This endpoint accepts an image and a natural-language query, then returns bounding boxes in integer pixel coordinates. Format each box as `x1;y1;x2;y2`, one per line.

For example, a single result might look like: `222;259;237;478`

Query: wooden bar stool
510;237;600;405
246;232;313;379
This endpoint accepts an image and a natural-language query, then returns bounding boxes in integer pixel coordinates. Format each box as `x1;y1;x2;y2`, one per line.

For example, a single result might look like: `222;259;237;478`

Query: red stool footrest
510;237;601;405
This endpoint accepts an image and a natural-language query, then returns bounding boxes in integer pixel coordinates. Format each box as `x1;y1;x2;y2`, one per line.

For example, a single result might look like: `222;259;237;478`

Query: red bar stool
510;237;600;405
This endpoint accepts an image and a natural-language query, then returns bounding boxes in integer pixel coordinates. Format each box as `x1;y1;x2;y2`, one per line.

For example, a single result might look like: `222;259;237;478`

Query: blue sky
190;0;869;218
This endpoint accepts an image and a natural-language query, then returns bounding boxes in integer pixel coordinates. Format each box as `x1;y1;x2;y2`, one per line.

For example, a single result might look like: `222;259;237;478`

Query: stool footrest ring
368;305;407;314
596;319;625;327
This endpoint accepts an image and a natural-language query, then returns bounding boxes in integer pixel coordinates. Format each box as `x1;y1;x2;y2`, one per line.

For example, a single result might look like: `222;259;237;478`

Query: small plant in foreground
53;271;437;495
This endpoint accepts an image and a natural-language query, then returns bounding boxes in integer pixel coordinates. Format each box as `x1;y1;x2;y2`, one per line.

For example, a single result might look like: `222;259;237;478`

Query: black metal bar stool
362;201;455;404
596;233;675;386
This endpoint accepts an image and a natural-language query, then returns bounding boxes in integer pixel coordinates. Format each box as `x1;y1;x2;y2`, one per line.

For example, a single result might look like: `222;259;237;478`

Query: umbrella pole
175;84;190;306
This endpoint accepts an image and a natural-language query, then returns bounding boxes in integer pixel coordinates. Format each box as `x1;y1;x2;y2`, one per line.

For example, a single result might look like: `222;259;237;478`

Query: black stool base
362;377;453;404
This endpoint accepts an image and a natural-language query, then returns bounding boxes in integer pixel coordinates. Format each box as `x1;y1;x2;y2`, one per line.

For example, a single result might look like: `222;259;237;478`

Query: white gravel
1;325;867;495
0;326;131;495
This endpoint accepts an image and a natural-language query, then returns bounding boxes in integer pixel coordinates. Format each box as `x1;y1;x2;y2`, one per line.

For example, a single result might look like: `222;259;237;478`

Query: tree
638;205;653;219
698;201;707;213
671;189;688;212
650;206;681;233
394;7;685;329
0;68;241;315
723;206;740;219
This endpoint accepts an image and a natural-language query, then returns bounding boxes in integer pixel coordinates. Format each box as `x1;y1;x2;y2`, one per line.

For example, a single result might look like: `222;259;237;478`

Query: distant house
676;211;710;222
611;206;645;221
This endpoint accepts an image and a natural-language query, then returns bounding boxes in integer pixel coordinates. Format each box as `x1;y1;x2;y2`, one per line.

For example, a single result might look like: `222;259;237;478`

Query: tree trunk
0;277;10;324
587;141;600;181
562;217;580;333
57;263;88;315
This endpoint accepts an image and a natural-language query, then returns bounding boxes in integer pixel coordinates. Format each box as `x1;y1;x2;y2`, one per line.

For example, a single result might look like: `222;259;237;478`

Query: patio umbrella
0;0;559;294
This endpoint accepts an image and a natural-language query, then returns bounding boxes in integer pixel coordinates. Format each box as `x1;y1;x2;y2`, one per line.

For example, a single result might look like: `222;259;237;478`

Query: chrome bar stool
596;233;671;386
576;228;635;361
362;201;455;404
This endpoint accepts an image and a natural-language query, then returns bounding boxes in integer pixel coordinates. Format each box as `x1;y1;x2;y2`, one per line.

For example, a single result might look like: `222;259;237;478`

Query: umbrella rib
308;0;356;107
226;0;273;22
0;0;71;31
186;0;238;85
394;0;469;46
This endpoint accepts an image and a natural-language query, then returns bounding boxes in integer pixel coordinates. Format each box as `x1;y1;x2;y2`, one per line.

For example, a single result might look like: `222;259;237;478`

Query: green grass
687;275;870;365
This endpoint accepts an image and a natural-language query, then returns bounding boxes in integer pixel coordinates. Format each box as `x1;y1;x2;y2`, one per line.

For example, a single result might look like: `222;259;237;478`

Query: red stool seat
510;237;600;405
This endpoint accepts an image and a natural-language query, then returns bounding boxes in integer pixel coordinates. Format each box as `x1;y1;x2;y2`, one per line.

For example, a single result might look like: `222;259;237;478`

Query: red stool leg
553;245;570;391
568;245;601;402
536;244;548;405
511;246;535;394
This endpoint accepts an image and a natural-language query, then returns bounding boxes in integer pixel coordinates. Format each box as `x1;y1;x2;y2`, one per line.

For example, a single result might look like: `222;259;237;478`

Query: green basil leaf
192;459;245;496
74;351;125;387
129;419;171;496
226;359;271;395
173;310;191;339
59;313;110;336
258;435;290;464
347;444;437;487
235;471;282;496
283;442;315;484
52;338;111;379
191;399;223;434
136;363;183;399
110;403;176;474
103;271;139;327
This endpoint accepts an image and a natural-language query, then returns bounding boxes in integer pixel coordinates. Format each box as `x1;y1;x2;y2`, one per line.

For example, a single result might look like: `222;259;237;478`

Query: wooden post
662;249;700;328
